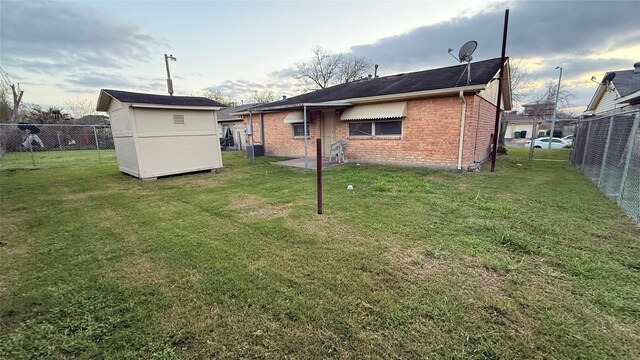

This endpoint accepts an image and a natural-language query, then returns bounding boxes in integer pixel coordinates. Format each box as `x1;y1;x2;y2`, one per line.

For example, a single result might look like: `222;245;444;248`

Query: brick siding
243;95;498;169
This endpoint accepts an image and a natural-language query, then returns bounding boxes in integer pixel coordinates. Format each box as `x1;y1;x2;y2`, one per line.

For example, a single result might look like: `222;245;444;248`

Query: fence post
28;137;36;167
570;122;578;165
597;115;615;188
580;119;592;172
93;126;101;162
617;112;640;204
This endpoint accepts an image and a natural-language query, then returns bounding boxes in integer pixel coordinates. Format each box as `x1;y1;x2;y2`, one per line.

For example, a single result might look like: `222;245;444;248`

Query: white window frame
347;119;403;137
292;123;310;137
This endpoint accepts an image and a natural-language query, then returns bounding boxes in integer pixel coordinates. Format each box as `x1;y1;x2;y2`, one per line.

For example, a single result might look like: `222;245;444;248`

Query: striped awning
340;101;407;121
283;111;305;123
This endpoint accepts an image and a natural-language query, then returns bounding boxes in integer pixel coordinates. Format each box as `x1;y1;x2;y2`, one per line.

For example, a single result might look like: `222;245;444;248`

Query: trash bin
520;130;527;138
246;145;264;157
514;131;521;138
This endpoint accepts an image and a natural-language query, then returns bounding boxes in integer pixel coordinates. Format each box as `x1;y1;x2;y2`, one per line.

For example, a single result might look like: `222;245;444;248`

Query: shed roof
247;57;510;112
96;89;226;112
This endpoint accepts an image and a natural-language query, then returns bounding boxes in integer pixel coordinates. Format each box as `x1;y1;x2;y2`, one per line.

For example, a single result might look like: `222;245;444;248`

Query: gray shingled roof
217;104;257;122
610;69;640;97
102;89;226;107
253;58;504;110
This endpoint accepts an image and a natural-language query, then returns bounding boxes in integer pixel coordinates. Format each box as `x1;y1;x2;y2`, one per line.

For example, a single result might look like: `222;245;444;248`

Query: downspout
457;90;467;170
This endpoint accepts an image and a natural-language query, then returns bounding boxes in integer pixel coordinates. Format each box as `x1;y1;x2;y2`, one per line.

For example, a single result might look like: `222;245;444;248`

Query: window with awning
340;101;407;121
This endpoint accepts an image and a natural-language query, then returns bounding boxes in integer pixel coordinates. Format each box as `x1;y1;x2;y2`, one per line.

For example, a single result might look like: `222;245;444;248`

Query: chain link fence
571;109;640;225
0;123;115;170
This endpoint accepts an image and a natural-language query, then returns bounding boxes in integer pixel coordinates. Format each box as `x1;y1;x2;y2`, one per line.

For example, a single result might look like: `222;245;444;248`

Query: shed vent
173;114;185;125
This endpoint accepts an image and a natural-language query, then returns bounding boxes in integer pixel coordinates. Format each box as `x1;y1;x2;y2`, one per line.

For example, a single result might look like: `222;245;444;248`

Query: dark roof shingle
610;69;640;97
255;58;504;110
102;89;226;107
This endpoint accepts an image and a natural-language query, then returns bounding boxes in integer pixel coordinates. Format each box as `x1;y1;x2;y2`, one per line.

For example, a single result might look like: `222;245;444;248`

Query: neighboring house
503;112;536;140
216;104;254;150
96;89;225;179
585;62;640;115
235;58;512;170
75;114;110;126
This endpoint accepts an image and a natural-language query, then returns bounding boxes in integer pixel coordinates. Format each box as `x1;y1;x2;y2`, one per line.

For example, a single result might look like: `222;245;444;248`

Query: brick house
236;58;512;170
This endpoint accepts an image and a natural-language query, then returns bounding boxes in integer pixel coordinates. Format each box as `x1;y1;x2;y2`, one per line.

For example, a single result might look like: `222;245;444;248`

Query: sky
1;0;639;114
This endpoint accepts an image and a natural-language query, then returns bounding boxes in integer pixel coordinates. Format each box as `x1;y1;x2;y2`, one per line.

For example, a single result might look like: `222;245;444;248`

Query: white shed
96;89;225;179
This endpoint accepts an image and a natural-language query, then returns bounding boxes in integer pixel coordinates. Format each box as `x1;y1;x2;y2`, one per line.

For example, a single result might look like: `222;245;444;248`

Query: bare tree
294;46;372;91
509;59;533;103
337;56;373;84
252;90;277;104
524;81;574;119
201;89;237;107
0;68;24;123
64;97;96;120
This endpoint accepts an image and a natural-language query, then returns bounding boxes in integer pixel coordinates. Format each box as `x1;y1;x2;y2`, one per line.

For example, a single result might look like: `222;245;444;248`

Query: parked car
562;135;574;146
525;137;571;149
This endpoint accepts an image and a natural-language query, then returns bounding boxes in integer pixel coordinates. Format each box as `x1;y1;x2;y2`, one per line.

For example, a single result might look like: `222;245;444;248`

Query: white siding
594;89;619;114
132;108;222;179
108;99;140;176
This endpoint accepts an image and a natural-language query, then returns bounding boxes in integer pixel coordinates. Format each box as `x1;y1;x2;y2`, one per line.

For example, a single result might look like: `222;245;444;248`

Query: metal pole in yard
249;111;255;165
548;67;563;148
490;8;509;172
304;104;308;170
617;112;640;204
316;138;323;215
580;120;592;172
529;118;537;160
597;115;614;188
57;131;62;150
93;126;102;162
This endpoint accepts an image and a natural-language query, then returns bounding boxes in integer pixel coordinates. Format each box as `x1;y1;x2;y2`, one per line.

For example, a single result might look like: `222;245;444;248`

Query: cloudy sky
1;0;639;114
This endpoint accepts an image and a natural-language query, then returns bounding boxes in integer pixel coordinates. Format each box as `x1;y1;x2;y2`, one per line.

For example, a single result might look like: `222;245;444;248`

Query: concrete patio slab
271;157;347;170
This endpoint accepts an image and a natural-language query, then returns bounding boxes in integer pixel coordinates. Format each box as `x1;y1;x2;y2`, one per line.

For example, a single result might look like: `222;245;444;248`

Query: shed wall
132;108;222;178
108;99;139;176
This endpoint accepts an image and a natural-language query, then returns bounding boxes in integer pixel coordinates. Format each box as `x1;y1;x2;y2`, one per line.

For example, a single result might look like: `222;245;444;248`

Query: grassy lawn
1;148;638;358
0;149;115;170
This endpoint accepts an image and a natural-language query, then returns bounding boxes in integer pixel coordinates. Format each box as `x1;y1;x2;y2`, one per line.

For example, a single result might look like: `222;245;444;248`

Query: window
348;122;373;136
375;121;402;135
348;120;402;137
292;123;309;137
173;114;185;125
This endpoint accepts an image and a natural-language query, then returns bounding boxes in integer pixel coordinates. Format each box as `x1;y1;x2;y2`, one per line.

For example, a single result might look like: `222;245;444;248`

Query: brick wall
245;95;497;169
243;111;321;157
463;95;498;165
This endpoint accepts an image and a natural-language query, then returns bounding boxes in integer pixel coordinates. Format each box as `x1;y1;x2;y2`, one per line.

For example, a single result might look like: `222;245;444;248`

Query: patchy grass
0;149;115;170
1;148;639;358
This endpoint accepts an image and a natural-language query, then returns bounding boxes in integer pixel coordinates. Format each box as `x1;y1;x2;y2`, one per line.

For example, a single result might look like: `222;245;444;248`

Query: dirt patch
231;195;290;220
387;246;457;277
120;255;166;285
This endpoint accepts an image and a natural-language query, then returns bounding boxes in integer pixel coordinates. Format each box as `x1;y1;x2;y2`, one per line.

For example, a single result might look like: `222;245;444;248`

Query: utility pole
164;54;177;96
548;66;563;148
490;9;509;172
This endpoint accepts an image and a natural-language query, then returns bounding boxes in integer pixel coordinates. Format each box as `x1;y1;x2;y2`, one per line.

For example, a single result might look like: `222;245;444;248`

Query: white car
525;137;571;149
562;135;574;146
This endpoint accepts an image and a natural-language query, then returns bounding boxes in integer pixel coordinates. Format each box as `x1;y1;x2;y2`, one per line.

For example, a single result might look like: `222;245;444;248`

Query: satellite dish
448;40;478;85
602;72;615;84
602;72;616;92
458;41;478;63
